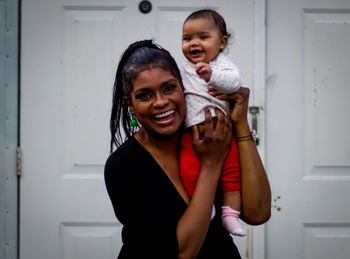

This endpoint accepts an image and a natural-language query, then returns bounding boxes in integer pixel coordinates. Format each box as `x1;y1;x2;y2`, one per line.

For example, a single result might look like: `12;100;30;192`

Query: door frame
0;0;19;258
250;0;267;258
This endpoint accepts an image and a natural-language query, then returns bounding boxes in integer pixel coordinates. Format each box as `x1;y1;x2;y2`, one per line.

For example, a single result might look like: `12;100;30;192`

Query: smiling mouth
154;110;175;120
190;50;202;55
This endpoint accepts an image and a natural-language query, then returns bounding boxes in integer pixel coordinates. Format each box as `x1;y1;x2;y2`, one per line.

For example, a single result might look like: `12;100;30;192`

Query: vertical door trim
251;0;267;259
0;0;19;259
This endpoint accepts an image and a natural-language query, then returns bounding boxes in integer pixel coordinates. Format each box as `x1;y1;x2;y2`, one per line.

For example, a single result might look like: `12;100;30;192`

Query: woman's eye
164;85;176;94
136;93;152;101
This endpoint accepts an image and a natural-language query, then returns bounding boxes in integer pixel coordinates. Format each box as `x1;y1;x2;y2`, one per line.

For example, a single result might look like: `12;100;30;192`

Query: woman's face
129;67;185;137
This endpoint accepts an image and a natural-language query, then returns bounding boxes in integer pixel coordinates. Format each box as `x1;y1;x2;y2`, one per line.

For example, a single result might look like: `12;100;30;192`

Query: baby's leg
180;130;216;219
222;191;246;236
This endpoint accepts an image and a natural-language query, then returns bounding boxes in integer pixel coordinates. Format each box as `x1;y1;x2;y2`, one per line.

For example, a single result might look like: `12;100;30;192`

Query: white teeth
154;110;175;119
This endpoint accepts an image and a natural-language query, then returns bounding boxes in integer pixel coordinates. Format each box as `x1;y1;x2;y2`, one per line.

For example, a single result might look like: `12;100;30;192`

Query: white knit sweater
181;53;242;128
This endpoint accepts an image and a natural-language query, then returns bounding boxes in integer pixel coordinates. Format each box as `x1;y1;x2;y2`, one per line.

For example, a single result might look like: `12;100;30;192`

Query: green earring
129;119;138;127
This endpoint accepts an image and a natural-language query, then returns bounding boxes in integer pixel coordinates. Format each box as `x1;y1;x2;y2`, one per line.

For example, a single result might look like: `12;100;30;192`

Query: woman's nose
153;93;168;108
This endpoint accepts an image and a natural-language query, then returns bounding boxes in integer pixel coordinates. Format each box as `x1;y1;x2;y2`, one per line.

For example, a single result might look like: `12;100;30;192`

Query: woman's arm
176;108;232;259
227;87;271;225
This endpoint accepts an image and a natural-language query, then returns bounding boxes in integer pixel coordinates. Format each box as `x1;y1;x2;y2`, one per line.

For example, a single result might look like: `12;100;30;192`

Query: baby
180;9;246;237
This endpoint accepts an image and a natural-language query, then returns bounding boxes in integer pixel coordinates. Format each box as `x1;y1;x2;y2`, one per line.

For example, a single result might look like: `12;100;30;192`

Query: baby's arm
195;62;212;82
209;58;241;94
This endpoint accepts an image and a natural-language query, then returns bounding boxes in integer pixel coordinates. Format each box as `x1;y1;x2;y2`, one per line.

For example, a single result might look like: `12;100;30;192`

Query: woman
104;40;271;258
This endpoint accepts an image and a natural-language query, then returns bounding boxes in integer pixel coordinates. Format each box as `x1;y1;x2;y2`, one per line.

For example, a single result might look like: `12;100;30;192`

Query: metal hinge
16;147;22;177
248;106;260;145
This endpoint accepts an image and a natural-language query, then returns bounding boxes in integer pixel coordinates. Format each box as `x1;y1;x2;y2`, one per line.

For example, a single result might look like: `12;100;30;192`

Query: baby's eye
200;35;209;40
182;36;191;41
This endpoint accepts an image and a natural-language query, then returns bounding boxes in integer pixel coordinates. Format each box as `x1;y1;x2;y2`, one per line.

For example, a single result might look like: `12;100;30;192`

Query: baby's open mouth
190;50;202;55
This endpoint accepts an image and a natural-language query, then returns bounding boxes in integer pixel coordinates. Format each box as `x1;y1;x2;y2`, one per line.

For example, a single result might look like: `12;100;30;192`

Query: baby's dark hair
109;40;183;152
184;9;231;38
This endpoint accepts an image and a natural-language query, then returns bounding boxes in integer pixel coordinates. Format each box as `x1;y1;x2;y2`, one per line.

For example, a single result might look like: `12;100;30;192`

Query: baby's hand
195;62;212;82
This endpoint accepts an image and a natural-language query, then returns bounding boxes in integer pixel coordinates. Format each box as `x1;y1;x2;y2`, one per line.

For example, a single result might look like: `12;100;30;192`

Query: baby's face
182;18;227;64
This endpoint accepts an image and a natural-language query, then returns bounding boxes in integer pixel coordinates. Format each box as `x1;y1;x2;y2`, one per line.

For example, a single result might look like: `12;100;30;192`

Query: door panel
21;1;256;258
266;1;350;258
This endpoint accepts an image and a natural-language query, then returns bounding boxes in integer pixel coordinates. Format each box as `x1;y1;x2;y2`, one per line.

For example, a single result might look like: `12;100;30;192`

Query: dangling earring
130;119;138;127
129;113;138;127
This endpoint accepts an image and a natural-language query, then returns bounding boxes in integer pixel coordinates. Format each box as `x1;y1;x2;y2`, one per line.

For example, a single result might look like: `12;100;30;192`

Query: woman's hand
208;85;228;99
226;87;250;126
209;86;251;135
192;108;232;167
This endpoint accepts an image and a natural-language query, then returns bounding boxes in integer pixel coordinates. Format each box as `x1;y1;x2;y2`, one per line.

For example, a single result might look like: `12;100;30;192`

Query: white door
266;0;350;258
21;0;259;258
